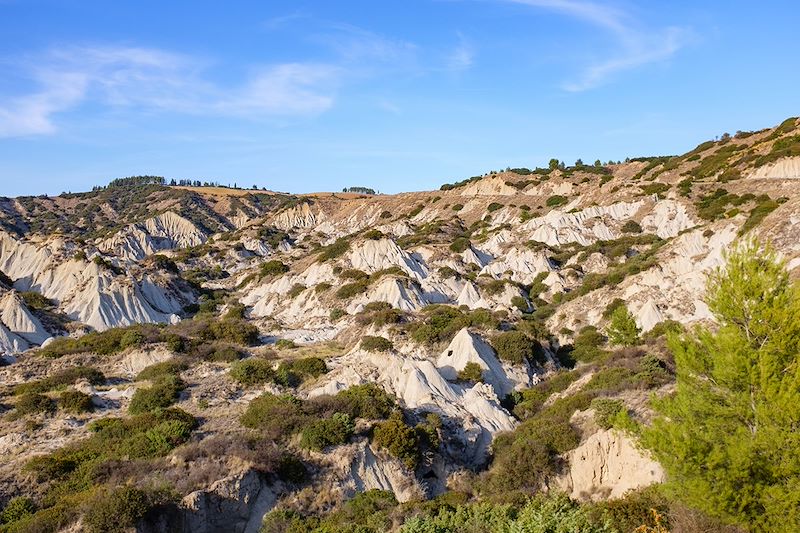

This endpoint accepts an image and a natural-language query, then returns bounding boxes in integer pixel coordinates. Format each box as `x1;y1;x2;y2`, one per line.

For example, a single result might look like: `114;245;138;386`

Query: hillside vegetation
1;117;800;532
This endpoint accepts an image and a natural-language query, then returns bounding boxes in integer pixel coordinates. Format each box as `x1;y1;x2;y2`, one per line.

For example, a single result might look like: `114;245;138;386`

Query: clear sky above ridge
0;0;798;196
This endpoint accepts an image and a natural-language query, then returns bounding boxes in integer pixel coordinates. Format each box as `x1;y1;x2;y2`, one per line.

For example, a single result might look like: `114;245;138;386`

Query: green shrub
240;393;308;437
275;338;297;349
59;390;94;414
19;291;53;310
362;229;384;240
640;182;670;196
570;326;606;363
372;411;422;469
330;308;346;320
449;237;471;253
487;202;503;212
340;268;369;281
336;280;369;299
15;366;105;395
438;266;458;278
287;284;306;298
229;358;275;386
642;319;684;341
482;278;507;296
591;398;626;429
205;319;260;345
0;497;36;525
135;360;188;381
400;492;608;532
288;357;328;378
260;260;289;277
457;362;484;383
605;305;641;346
407;305;500;346
356;302;404;327
360;335;394;352
318;238;350;261
299;413;354;451
621;220;642;234
315;282;332;293
602;298;626;319
336;384;395;420
546;195;568;207
738;198;781;235
128;374;185;414
119;329;146;350
15;392;55;416
82;485;152;533
491;331;540;364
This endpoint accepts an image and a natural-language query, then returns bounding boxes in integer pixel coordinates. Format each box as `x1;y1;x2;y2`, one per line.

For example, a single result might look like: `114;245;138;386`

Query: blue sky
0;1;797;196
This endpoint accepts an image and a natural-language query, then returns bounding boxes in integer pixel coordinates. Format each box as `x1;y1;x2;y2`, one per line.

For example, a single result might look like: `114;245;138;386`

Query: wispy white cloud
445;33;475;71
505;0;690;91
0;46;341;137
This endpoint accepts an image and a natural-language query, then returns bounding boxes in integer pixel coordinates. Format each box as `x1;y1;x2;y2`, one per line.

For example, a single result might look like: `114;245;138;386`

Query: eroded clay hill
0;117;799;532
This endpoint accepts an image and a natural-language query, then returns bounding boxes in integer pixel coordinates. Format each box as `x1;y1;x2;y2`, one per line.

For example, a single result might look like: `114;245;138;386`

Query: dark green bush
82;485;152;533
135;360;188;381
275;338;297;349
457;362;484;383
336;384;395;420
0;497;36;525
356;302;404;327
299;413;354;451
491;331;540;364
318;238;350;261
570;326;607;363
487;202;503;212
260;260;289;277
335;280;369;299
288;357;328;378
591;398;626;429
240;394;308;438
15;366;105;395
546;195;568;207
360;335;394;353
449;237;471;253
15;392;55;416
372;411;422;469
229;358;275;386
205;319;260;345
128;375;185;414
59;390;94;414
362;229;384;240
621;220;642;234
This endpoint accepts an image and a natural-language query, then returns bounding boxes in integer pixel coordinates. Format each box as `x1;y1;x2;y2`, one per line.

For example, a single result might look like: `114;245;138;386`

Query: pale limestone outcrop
0;232;187;331
0;290;49;345
435;328;531;397
99;211;207;261
181;469;281;533
748;156;800;180
556;428;664;501
308;347;519;465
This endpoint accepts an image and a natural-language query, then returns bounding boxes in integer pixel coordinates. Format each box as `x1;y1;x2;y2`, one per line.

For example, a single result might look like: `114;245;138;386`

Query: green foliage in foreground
605;304;640;346
401;493;614;533
644;239;800;532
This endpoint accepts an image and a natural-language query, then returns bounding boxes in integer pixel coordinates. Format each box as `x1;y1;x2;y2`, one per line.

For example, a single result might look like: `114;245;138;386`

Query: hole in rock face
447;350;453;357
422;470;438;480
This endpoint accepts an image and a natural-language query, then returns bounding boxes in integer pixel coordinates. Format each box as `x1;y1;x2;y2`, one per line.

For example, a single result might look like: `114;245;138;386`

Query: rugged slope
0;117;799;531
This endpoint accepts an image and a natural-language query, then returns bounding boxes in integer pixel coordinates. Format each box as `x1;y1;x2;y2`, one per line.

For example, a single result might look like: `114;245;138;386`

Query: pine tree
643;239;800;531
605;304;640;346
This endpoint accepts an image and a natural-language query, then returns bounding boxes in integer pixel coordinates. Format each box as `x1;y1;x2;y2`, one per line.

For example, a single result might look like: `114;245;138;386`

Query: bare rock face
99;211;207;261
181;469;281;533
320;439;425;503
555;428;664;501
